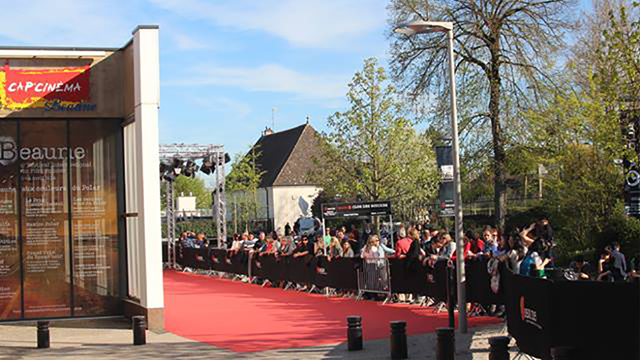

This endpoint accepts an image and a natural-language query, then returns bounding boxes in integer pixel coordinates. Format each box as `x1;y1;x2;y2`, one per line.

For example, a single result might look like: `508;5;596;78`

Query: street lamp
395;20;467;333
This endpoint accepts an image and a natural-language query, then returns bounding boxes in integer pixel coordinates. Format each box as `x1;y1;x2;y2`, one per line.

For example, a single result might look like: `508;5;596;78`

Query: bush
595;204;640;259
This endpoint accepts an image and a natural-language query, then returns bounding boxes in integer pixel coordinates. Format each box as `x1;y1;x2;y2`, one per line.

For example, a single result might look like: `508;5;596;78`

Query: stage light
200;156;214;175
172;158;183;175
183;159;199;178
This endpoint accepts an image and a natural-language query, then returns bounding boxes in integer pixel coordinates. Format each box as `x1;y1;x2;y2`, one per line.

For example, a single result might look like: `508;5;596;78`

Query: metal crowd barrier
357;258;392;303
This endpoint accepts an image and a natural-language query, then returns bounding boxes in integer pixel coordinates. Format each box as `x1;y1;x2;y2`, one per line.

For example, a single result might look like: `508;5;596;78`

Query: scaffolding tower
159;144;226;269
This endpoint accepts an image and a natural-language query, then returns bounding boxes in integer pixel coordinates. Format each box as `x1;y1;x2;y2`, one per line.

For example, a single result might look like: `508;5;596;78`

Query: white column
132;25;163;311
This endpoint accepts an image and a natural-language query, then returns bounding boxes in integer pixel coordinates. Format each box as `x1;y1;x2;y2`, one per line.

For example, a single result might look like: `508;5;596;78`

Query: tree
388;0;576;230
160;175;211;210
314;58;439;220
226;147;264;233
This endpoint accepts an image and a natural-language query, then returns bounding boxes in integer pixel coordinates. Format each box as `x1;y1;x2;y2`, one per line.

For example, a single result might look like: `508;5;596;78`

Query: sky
0;0;594;160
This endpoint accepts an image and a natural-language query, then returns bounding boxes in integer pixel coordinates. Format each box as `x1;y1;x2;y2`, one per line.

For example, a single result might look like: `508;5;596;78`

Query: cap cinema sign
0;64;96;112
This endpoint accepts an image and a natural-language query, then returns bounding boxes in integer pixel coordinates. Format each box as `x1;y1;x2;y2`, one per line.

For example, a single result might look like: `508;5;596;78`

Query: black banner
321;201;392;219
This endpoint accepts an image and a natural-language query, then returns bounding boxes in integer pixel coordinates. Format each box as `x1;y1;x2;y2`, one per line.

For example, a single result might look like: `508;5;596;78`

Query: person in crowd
252;231;266;252
492;232;509;257
519;239;549;277
423;232;447;266
361;234;394;259
481;230;496;256
314;233;326;256
180;231;196;248
503;232;527;273
327;236;343;259
279;236;295;257
361;222;373;249
452;231;482;260
379;223;390;245
284;222;292;236
194;233;206;248
349;224;360;245
341;240;355;258
292;235;312;258
394;228;413;258
597;246;614;281
598;243;627;282
468;231;485;256
610;242;627;282
323;227;332;248
569;255;592;280
438;233;455;259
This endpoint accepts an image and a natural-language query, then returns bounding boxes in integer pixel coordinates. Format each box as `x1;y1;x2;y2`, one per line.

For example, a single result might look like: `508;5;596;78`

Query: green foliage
596;202;640;258
160;176;212;210
313;58;439;221
225;147;264;232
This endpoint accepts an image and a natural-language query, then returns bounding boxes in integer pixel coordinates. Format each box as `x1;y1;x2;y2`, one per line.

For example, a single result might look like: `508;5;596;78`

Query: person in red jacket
395;228;413;258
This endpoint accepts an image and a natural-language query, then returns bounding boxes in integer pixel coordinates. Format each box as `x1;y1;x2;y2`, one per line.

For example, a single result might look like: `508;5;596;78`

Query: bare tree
388;0;576;229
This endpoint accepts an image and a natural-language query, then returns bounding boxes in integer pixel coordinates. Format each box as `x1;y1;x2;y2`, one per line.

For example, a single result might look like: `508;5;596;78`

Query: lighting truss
159;143;227;269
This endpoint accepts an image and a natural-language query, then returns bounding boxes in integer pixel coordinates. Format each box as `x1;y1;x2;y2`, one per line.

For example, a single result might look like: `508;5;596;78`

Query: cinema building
0;26;164;330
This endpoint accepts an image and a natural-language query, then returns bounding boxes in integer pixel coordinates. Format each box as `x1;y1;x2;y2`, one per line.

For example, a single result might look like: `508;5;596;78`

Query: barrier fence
173;246;640;360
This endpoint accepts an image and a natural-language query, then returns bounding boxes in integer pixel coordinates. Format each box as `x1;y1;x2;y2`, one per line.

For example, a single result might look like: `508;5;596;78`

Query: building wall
271;185;321;233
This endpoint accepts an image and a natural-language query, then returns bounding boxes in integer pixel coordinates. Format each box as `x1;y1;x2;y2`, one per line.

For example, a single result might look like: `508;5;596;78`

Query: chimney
263;127;273;136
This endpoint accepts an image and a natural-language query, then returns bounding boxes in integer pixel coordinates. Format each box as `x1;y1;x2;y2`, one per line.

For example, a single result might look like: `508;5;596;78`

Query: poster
70;120;121;316
20;121;71;318
0;121;21;319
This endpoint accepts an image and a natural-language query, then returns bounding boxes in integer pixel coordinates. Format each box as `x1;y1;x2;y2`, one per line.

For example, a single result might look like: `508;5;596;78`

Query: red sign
1;64;90;109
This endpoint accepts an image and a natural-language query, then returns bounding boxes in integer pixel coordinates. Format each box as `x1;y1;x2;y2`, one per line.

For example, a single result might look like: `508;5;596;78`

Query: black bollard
390;321;408;359
446;265;455;329
551;346;577;360
488;336;511;360
36;321;50;349
436;327;455;360
347;316;363;351
132;316;146;345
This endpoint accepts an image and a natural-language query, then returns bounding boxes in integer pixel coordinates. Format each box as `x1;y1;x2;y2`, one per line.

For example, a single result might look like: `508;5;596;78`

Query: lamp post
395;20;467;333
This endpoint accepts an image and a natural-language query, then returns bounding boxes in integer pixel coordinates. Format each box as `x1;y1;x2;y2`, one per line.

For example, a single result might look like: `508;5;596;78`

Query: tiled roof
249;123;321;188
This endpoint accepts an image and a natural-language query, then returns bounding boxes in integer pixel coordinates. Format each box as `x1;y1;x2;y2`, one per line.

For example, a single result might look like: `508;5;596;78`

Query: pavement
0;318;521;359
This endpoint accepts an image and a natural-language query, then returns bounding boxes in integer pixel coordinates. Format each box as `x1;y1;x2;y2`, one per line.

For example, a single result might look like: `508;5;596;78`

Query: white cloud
149;0;386;49
0;0;134;47
166;63;348;102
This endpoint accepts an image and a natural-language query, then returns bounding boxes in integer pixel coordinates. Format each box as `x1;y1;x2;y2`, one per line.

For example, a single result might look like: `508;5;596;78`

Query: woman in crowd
341;240;355;258
519;239;549;277
328;236;343;259
361;234;394;259
314;234;326;256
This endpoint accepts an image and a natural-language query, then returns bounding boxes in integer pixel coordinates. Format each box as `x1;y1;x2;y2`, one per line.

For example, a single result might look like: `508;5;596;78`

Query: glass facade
0;119;123;320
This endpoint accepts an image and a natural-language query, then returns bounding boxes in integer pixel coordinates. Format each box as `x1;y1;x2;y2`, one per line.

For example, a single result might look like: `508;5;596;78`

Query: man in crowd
610;242;627;282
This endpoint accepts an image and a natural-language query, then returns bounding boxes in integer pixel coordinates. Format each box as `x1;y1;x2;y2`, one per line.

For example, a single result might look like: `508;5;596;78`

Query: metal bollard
436;327;455;360
446;265;455;329
132;316;146;345
347;316;363;351
390;321;408;359
551;346;577;360
489;336;510;360
37;321;50;349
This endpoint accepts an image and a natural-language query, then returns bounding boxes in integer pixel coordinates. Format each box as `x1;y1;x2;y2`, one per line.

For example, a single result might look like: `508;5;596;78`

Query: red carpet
163;270;500;352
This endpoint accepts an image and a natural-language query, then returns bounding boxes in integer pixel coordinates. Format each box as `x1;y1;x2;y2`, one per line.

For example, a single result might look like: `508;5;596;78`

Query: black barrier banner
176;247;495;302
321;201;392;219
175;246;639;360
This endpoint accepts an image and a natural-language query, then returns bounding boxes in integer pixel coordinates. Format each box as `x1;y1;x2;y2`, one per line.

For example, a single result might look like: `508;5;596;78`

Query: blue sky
0;0;593;160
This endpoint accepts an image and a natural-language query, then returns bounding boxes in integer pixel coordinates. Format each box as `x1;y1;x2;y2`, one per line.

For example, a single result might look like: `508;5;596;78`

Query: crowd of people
177;216;638;283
